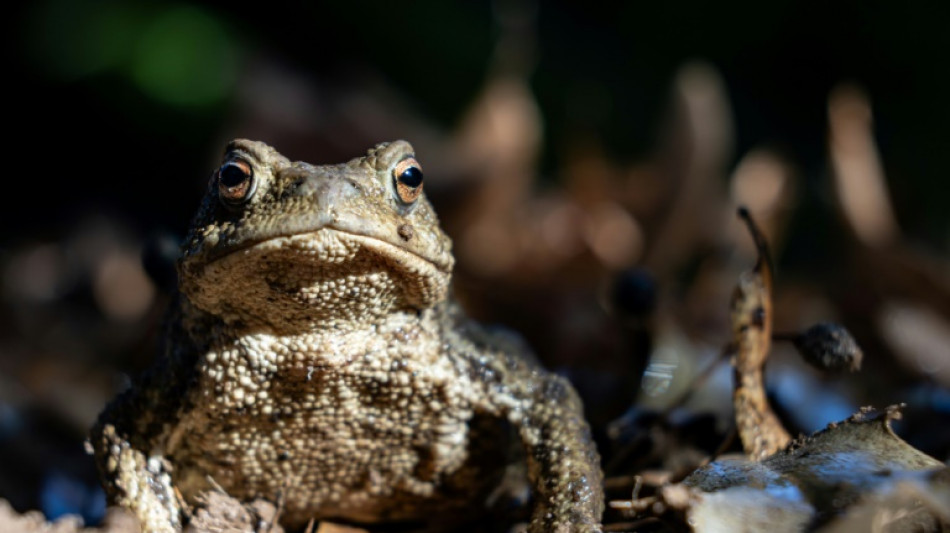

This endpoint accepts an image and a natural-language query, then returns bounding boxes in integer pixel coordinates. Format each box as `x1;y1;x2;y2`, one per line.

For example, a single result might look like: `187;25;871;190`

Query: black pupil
220;162;249;188
399;167;423;188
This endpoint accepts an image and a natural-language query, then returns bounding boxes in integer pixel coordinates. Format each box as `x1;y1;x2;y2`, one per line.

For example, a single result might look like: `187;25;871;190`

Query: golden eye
393;157;423;204
218;159;255;205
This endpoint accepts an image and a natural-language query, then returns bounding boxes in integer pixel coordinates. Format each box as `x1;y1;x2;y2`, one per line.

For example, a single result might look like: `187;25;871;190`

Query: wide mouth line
202;227;450;273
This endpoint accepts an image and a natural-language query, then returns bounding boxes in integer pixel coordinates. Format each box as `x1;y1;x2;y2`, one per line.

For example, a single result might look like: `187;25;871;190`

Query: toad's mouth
191;220;453;274
212;228;443;270
179;228;452;320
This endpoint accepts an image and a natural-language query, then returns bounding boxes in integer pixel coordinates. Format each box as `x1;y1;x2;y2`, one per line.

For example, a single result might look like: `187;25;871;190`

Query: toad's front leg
515;374;604;533
89;302;207;533
91;421;181;533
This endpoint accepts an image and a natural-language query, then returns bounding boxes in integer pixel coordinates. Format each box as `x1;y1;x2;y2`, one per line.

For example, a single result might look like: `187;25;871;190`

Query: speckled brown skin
90;140;603;533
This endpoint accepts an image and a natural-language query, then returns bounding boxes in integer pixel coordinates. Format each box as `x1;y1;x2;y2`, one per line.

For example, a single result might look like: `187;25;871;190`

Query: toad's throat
182;229;452;323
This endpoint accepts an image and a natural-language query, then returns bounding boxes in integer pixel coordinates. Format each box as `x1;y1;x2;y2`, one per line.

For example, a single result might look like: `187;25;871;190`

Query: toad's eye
217;159;255;205
393;157;423;204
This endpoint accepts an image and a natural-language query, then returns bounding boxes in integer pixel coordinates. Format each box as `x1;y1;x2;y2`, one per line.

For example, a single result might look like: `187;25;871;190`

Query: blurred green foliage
27;0;240;107
130;5;239;107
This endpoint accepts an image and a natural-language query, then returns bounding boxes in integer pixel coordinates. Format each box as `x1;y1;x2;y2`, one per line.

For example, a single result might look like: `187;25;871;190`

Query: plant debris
730;207;791;460
612;406;947;532
785;322;864;373
607;210;947;532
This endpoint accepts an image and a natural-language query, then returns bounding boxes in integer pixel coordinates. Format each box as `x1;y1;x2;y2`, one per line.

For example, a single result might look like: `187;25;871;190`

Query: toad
90;140;603;532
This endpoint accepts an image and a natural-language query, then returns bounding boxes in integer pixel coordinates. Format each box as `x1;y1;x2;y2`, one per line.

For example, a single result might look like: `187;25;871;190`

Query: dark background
5;1;950;244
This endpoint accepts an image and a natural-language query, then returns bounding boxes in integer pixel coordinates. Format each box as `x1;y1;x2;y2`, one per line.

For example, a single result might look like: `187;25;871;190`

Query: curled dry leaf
731;208;791;460
685;406;945;532
822;466;950;532
612;406;946;533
